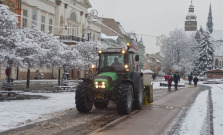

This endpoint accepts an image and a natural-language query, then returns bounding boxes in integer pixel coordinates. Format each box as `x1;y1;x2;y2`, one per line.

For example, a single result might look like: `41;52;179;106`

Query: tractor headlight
121;50;126;54
95;81;99;88
124;64;129;71
98;50;103;54
95;81;106;89
91;64;95;69
101;81;106;88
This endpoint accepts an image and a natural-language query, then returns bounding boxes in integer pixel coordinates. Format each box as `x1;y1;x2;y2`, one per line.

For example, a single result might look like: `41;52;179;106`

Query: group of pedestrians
164;72;180;91
188;74;199;87
164;72;199;91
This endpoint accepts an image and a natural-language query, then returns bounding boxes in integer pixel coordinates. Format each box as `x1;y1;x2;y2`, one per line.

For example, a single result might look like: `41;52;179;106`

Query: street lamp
87;9;99;41
81;28;86;42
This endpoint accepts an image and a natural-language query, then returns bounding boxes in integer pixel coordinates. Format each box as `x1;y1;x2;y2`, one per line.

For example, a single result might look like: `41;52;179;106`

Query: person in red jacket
167;74;173;91
5;66;10;83
5;66;10;77
164;74;168;81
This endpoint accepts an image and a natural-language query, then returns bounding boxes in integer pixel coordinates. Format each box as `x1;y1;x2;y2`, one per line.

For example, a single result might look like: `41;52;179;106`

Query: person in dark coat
152;73;156;80
173;72;180;90
193;76;199;87
188;74;193;85
167;74;173;91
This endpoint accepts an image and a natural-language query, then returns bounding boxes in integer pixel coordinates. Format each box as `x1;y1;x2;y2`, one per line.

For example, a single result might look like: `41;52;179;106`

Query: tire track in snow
208;88;214;135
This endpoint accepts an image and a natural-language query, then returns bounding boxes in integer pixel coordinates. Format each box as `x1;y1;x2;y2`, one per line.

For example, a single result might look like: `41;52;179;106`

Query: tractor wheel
133;76;144;110
75;82;93;113
94;100;109;109
116;83;133;115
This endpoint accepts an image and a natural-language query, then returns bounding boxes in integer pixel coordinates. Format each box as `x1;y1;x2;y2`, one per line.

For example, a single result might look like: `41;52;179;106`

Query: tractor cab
98;48;139;79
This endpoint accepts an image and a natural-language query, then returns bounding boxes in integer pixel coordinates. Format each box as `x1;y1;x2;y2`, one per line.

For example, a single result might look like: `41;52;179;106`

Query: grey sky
89;0;223;54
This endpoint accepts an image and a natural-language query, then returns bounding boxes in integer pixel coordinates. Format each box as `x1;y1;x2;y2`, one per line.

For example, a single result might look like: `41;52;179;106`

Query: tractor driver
111;57;123;70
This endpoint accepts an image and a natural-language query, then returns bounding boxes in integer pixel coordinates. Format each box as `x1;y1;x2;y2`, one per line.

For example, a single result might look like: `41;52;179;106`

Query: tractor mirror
135;55;139;61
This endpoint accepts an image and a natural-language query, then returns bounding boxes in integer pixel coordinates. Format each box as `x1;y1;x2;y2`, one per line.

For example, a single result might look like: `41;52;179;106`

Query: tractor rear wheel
94;100;109;108
75;82;93;113
116;83;133;115
133;76;144;109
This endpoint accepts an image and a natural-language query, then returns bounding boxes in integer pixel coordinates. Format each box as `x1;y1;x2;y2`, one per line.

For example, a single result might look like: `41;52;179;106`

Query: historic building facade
0;0;102;80
206;4;223;69
185;2;223;70
185;1;197;31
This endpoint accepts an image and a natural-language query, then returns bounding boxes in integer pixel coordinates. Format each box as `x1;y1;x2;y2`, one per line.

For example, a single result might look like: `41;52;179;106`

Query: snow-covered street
0;92;75;132
1;79;223;134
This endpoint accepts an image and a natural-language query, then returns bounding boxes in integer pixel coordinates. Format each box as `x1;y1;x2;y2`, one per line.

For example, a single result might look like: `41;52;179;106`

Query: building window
70;12;76;22
32;9;38;26
68;23;70;34
93;34;95;40
72;25;74;35
49;19;53;33
22;9;28;28
41;16;45;32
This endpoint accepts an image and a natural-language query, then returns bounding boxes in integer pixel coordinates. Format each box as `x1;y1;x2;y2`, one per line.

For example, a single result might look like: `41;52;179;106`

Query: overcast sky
88;0;223;54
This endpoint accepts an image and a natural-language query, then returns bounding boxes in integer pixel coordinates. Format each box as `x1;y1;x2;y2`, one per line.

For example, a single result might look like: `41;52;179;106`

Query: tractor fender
129;72;143;81
132;72;142;90
121;79;134;87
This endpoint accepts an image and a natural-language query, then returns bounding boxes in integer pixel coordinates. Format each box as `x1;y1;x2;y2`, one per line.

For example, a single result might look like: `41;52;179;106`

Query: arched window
70;12;76;22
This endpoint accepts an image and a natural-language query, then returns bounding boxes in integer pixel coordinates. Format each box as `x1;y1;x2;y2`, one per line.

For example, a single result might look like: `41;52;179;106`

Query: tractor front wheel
116;83;133;115
75;82;93;113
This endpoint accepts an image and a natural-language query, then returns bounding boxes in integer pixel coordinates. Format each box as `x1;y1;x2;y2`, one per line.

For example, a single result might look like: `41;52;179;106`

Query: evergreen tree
196;31;214;76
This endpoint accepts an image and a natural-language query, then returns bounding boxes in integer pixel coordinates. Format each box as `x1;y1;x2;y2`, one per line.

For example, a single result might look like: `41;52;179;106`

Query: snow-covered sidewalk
176;82;223;134
0;92;75;132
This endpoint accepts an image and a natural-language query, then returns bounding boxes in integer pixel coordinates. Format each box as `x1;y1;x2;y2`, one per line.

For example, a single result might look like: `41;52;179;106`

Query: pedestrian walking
167;74;173;91
5;66;10;82
152;73;156;80
164;74;168;81
193;76;199;87
173;72;180;90
188;74;193;85
5;66;9;77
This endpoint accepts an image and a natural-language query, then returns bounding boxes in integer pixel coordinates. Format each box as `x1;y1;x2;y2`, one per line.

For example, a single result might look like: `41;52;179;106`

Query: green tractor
75;47;144;115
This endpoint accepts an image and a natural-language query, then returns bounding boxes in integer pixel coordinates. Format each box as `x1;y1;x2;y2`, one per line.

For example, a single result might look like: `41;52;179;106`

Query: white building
8;0;102;80
21;0;101;44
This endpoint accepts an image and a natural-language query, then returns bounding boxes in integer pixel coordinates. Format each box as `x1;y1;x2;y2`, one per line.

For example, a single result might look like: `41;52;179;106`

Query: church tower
206;4;213;33
185;1;197;31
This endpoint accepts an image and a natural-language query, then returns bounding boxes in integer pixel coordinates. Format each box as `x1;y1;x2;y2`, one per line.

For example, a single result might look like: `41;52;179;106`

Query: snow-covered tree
0;5;21;69
194;31;214;76
74;41;107;69
158;29;198;74
60;45;81;70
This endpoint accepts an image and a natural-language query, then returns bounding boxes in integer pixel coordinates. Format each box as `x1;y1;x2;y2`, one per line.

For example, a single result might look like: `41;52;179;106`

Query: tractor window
99;53;124;71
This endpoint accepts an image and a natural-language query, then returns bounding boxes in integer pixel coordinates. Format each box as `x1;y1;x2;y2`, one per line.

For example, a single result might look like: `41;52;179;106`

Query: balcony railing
59;35;87;42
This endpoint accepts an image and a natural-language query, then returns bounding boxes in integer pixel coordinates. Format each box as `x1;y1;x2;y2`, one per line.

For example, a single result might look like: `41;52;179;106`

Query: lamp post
87;9;98;41
81;28;86;42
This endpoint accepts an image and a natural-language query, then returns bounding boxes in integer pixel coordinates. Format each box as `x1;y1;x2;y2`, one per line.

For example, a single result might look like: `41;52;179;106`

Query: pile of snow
0;92;75;132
